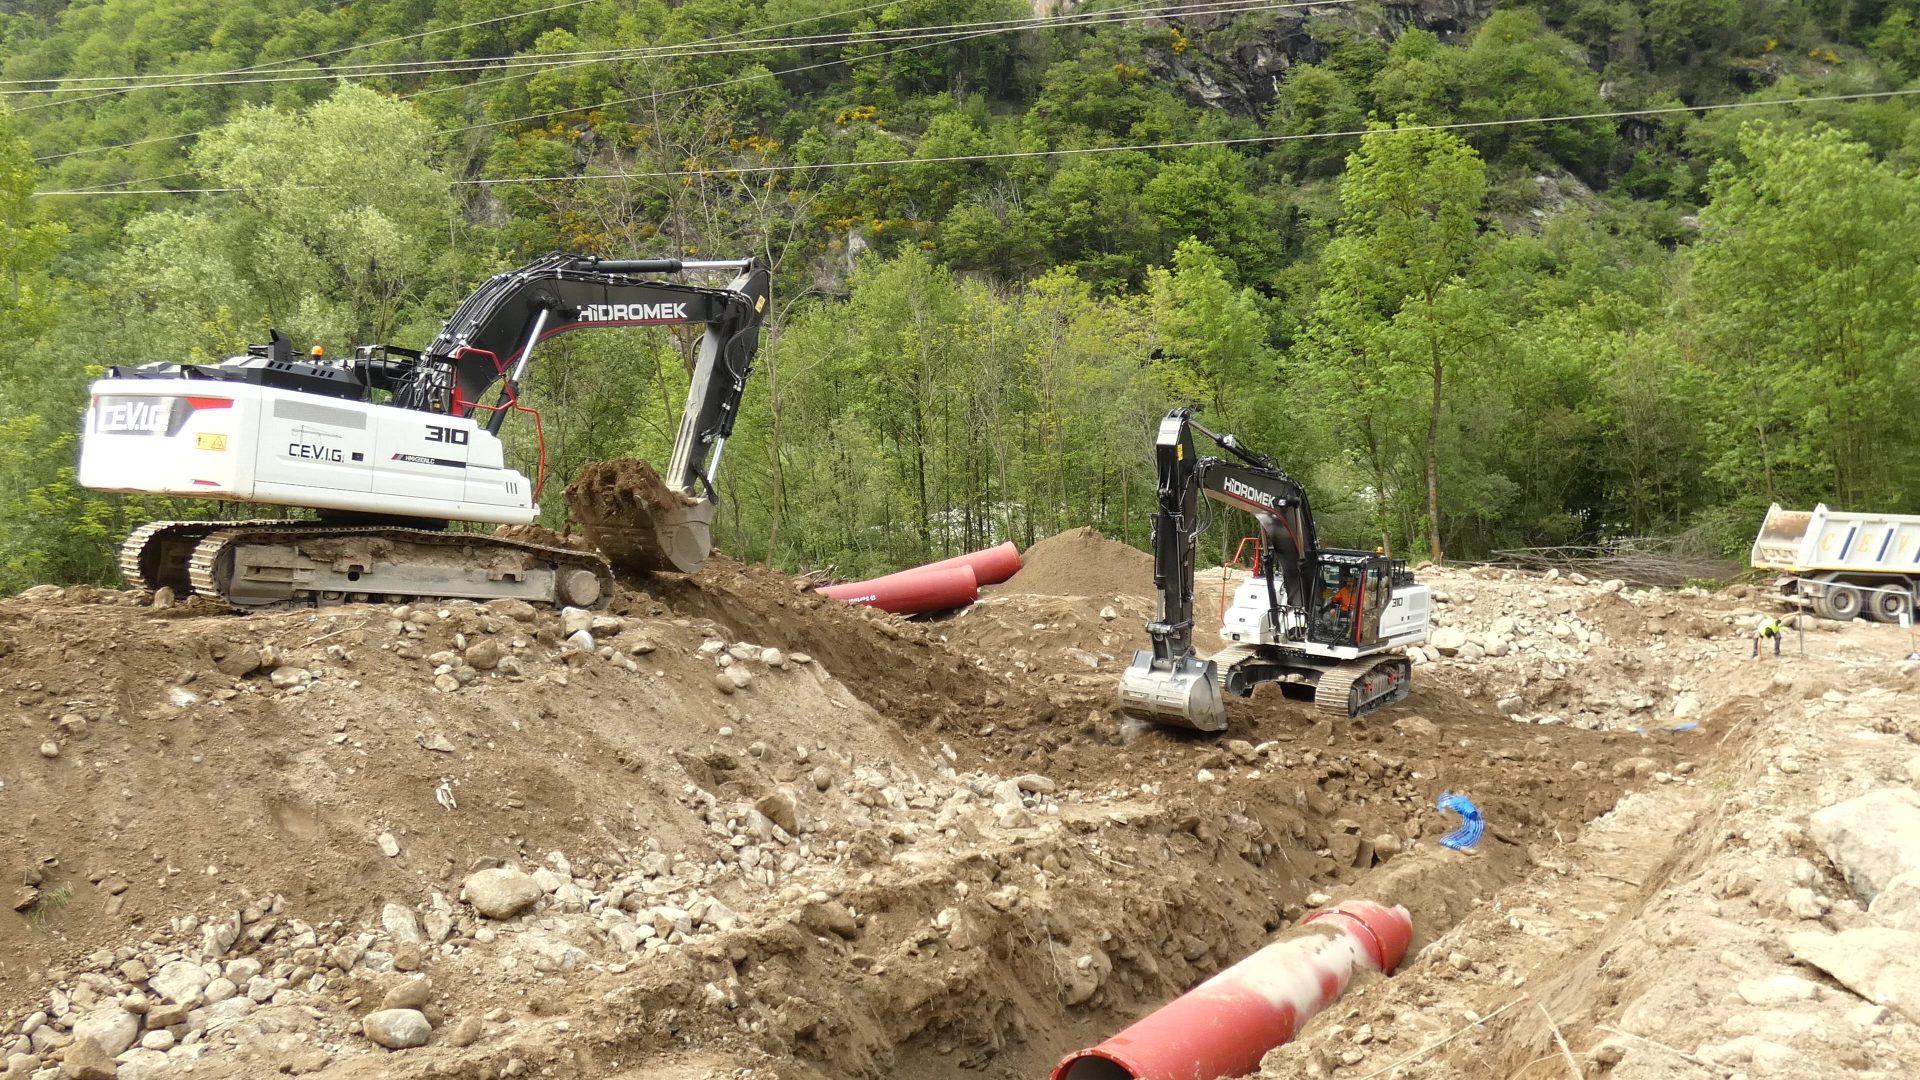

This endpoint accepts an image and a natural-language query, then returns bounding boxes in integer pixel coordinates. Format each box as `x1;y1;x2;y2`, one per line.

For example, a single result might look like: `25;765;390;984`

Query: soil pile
6;543;1907;1080
994;528;1152;599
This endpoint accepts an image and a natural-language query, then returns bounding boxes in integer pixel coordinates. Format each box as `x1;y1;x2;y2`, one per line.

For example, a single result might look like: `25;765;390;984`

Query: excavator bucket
565;458;715;575
1117;651;1228;733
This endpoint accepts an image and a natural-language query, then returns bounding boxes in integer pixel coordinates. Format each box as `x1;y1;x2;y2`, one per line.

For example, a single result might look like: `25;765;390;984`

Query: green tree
1305;123;1488;561
1686;123;1920;512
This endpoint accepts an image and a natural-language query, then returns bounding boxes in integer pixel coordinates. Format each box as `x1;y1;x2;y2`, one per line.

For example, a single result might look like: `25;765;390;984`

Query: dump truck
1750;503;1920;622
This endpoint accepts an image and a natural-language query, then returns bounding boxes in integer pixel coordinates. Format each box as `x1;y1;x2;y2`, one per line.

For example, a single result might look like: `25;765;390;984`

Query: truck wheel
1825;584;1864;622
1869;586;1913;624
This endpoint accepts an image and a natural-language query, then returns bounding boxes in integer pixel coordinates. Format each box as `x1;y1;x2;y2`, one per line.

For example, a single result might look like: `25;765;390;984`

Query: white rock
268;665;311;689
565;629;595;652
70;1007;138;1056
1810;788;1920;904
377;832;400;858
1672;693;1700;720
724;665;753;690
1429;627;1467;655
203;977;237;1004
1736;975;1822;1006
560;607;594;637
462;868;543;919
1789;928;1920;1022
150;960;211;1006
382;902;423;944
1869;870;1920;931
139;1028;175;1051
760;647;786;667
363;1008;431;1049
1785;887;1828;919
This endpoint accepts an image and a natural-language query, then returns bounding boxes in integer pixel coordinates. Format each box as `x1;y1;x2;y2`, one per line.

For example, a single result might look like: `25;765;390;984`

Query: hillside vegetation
0;0;1917;587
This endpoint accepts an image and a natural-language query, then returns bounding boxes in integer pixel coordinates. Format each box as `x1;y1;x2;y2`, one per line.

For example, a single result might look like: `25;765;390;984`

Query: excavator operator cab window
1312;563;1360;645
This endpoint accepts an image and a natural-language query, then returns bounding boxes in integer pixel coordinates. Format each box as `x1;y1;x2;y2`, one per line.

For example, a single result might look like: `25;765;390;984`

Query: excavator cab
1309;562;1362;645
1308;553;1403;648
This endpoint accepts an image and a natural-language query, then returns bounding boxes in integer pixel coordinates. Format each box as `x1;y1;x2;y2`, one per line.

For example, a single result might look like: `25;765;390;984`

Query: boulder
1870;870;1920;931
1810;788;1920;903
60;1038;117;1080
755;789;802;835
461;867;542;919
1790;928;1920;1022
1429;627;1467;655
559;607;594;638
382;902;424;945
150;960;211;1006
70;1009;137;1057
363;1008;432;1050
463;640;503;671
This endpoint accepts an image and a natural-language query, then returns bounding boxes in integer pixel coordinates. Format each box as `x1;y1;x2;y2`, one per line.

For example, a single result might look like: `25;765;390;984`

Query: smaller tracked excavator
77;254;770;610
1118;409;1431;730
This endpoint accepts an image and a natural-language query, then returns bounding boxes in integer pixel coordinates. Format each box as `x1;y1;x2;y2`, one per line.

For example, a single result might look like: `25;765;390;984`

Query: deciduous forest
0;0;1916;588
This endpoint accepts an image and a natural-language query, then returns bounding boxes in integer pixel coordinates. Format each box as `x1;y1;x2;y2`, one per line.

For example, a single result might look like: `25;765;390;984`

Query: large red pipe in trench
817;564;979;616
1051;900;1413;1080
816;542;1021;615
913;540;1022;587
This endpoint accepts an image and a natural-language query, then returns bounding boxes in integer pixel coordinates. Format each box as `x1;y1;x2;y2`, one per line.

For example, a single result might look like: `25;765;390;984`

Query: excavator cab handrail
450;346;549;500
1221;536;1262;620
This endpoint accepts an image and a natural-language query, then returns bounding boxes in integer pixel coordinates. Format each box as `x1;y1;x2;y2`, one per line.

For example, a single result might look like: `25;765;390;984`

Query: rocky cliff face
1154;0;1495;117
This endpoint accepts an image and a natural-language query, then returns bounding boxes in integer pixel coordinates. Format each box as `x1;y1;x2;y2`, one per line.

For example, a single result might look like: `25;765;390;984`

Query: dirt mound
994;527;1152;599
6;545;1821;1080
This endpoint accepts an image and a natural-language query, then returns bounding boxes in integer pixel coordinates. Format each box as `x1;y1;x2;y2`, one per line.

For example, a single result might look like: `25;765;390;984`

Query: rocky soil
2;539;1916;1080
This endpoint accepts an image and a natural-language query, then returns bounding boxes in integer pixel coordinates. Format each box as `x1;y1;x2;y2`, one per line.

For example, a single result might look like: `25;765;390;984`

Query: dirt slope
1;544;1914;1080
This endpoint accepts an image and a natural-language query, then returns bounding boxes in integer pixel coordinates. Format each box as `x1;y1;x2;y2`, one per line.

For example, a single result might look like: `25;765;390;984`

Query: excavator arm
397;254;771;498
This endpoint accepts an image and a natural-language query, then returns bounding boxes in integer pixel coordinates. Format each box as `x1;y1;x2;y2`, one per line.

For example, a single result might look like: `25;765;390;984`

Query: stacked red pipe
817;541;1020;615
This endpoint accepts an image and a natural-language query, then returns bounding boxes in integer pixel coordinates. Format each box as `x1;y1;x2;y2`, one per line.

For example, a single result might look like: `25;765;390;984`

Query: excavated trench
603;562;1666;1080
0;548;1746;1080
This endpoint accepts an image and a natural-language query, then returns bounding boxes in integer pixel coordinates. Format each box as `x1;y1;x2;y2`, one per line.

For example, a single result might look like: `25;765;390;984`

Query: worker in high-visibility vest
1752;615;1783;658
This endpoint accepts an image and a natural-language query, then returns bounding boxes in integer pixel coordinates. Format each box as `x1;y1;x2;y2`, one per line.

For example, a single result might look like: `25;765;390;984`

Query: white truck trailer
1751;503;1920;622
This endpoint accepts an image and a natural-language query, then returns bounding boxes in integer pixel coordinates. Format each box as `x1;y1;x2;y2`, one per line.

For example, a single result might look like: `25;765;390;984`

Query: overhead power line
11;0;1279;99
434;0;1341;139
34;87;1920;197
17;0;607;113
30;0;1329;163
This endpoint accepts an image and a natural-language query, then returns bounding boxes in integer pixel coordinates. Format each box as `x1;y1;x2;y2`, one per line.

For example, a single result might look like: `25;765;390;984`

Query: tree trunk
1426;317;1444;564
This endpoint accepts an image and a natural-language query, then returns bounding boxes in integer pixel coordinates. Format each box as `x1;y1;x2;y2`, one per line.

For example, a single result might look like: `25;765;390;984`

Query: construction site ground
4;527;1919;1080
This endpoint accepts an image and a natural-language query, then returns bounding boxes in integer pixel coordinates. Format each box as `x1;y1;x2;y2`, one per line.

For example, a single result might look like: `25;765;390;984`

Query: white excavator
77;254;769;610
1118;409;1432;729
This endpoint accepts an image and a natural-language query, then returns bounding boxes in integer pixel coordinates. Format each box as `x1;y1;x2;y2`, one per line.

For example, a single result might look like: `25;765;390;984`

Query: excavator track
119;519;289;595
1311;655;1413;718
152;523;614;612
1207;643;1261;689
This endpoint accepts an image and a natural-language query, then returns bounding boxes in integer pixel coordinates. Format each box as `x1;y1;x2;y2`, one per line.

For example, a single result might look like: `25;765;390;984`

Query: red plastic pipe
818;564;978;615
1051;900;1413;1080
914;541;1022;587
